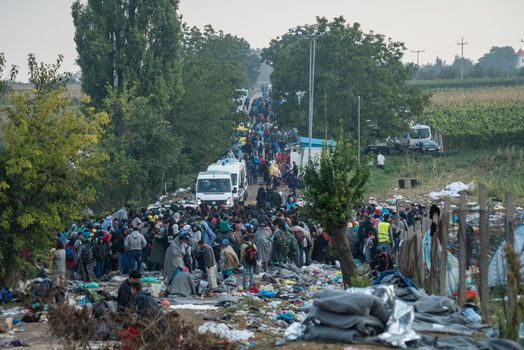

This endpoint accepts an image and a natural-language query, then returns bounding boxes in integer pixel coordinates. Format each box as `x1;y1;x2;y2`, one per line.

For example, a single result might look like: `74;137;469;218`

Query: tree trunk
330;222;355;288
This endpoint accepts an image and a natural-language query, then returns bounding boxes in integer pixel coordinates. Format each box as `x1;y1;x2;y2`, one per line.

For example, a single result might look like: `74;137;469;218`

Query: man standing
377;152;385;170
198;240;217;297
117;270;141;312
254;222;271;272
52;241;66;288
256;184;266;208
376;214;393;254
240;236;257;290
221;239;239;279
125;221;147;272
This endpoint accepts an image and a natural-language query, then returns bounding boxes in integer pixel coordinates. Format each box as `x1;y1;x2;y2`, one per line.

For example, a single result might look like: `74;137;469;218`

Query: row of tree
0;0;260;283
412;46;524;80
71;0;260;210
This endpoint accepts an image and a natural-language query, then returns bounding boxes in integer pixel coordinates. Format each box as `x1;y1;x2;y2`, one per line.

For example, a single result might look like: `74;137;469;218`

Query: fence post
479;183;489;322
438;200;449;296
505;191;516;328
506;192;514;247
458;191;467;305
430;211;440;295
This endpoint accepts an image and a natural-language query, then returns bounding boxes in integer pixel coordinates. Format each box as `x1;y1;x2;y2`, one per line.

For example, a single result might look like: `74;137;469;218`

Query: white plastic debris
429;182;470;199
284;322;304;341
198;321;254;342
169;304;219;311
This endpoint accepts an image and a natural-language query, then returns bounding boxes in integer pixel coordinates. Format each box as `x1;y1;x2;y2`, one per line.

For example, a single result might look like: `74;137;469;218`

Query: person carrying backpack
240;236;257;290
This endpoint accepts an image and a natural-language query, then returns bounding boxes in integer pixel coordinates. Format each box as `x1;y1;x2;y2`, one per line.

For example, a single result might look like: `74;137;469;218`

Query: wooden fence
397;185;522;323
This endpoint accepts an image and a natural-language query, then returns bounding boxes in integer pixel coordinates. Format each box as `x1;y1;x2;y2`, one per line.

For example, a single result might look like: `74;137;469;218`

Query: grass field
364;147;524;204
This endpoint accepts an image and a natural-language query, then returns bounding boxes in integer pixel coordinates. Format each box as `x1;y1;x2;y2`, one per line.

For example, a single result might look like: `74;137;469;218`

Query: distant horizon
1;0;523;81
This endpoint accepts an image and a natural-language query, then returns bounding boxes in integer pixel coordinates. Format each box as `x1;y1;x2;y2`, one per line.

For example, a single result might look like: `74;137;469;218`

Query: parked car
412;140;442;155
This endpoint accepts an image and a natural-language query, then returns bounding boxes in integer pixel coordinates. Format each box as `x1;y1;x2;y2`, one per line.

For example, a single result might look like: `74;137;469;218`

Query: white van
195;171;234;207
207;158;248;204
401;124;432;149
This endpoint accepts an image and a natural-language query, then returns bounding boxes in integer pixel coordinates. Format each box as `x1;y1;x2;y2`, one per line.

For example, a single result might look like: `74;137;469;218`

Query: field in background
408;76;524;89
365;147;524;204
422;86;524;149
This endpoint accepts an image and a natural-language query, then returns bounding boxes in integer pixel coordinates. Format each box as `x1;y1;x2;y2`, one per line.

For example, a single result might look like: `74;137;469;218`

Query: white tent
488;224;524;287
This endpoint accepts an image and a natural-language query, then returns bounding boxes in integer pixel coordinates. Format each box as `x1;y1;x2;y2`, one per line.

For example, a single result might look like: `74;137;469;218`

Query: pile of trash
428;182;471;200
281;271;522;349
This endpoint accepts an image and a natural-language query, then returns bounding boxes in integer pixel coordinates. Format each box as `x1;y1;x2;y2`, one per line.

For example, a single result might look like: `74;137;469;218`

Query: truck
195;171;234;207
207;158;248;204
401;124;432;150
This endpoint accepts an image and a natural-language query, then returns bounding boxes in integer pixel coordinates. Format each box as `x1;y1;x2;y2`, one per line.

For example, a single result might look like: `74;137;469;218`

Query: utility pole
307;35;319;163
357;96;361;166
457;37;468;80
324;86;327;141
411;49;425;66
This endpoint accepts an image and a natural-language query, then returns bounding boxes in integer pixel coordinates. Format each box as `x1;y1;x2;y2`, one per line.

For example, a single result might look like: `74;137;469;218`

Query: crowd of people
49;86;428;318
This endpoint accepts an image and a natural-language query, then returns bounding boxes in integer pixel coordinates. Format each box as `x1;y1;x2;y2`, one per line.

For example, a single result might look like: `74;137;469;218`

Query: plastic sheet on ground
428;182;470;200
198;321;254;342
169;304;219;311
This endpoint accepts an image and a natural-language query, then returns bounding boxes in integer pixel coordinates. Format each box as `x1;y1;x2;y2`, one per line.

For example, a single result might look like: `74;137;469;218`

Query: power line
457;37;469;80
411;49;425;66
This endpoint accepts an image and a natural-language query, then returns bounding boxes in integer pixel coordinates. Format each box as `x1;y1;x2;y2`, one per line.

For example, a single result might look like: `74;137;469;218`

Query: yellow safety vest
377;222;390;243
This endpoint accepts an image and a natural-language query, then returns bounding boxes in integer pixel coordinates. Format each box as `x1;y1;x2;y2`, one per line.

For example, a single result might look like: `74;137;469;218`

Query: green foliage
302;139;369;229
0;53;18;97
176;25;247;173
426;87;524;148
302;138;369;285
262;16;430;141
494;244;524;339
96;86;181;209
0;55;108;284
72;0;184;114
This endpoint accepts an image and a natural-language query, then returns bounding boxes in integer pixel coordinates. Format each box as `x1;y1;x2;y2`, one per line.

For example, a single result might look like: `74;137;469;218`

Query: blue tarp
296;137;336;148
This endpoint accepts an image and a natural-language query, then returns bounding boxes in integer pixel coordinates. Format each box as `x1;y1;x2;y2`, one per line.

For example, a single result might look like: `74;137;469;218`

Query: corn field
425;86;524;148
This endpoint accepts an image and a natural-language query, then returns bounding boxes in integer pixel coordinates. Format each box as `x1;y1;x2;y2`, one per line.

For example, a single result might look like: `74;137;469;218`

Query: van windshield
197;179;231;193
410;128;430;139
231;173;238;186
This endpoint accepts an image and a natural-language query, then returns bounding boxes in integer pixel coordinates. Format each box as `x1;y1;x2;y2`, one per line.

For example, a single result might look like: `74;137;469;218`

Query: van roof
198;171;231;178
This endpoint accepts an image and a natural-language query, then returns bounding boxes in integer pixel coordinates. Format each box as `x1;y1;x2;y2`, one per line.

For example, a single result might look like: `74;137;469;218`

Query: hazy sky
1;0;523;81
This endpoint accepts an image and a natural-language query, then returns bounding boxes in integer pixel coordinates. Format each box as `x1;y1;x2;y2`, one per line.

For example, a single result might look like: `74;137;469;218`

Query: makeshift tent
488;224;524;287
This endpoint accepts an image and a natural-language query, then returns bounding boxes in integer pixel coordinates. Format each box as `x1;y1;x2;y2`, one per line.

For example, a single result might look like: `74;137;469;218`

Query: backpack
66;245;75;260
245;245;257;265
219;220;230;234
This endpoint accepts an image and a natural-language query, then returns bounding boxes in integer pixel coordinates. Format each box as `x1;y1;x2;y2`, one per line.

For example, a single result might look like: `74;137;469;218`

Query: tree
72;0;184;118
0;53;18;98
478;46;517;76
0;55;108;284
176;25;247;173
97;86;182;209
451;55;473;78
302;139;369;287
262;16;430;141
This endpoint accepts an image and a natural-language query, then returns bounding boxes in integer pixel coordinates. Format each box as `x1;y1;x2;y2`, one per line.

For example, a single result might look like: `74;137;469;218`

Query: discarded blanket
302;290;389;343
